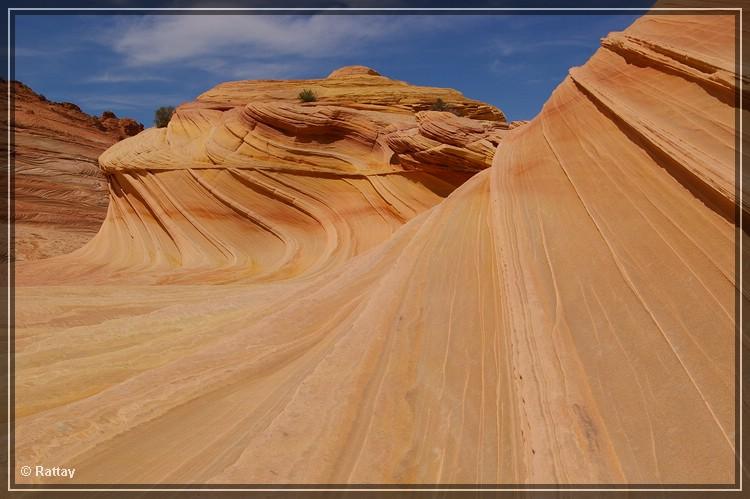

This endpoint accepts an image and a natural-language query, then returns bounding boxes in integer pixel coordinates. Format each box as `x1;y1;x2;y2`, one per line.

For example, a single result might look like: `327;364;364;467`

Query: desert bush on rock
154;106;175;128
430;98;450;112
298;89;317;102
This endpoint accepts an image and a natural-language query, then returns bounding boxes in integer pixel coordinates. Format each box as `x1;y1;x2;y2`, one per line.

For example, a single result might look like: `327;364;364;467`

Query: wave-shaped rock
14;14;742;486
17;67;507;284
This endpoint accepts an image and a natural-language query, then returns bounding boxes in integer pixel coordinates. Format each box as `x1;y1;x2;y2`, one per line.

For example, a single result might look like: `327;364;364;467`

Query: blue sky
13;13;642;125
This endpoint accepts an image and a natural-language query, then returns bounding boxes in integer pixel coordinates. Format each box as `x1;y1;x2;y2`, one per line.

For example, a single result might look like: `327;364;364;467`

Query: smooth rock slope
14;13;742;486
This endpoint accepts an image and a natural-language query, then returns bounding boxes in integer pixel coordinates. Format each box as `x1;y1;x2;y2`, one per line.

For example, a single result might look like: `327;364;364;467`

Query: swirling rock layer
14;14;742;486
7;80;143;260
197;67;505;121
17;69;507;284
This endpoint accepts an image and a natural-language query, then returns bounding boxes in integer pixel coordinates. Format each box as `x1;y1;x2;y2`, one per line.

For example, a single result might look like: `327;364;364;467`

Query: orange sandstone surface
13;13;743;485
17;69;508;284
8;80;143;260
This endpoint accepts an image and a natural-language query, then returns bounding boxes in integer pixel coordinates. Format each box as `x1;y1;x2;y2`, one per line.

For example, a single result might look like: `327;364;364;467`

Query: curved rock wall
17;68;507;284
14;13;742;486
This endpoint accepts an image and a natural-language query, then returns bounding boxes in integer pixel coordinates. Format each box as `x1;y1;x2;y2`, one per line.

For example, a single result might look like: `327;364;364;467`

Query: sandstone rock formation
13;12;742;487
17;68;507;284
197;66;505;121
8;80;143;260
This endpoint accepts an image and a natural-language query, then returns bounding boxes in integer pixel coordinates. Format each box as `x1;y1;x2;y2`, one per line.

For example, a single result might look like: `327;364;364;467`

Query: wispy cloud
103;15;473;67
86;72;173;83
13;46;79;58
487;60;528;75
195;59;307;80
72;92;186;111
492;38;593;57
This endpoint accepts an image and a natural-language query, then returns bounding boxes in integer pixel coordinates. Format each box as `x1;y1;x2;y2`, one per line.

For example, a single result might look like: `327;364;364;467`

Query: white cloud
106;14;477;67
492;38;593;57
198;59;306;80
14;46;79;58
488;58;529;74
86;72;173;83
73;91;185;110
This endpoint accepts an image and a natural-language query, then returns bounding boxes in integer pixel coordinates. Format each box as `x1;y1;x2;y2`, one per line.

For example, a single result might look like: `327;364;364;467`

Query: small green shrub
154;106;175;128
298;89;317;103
430;98;450;112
